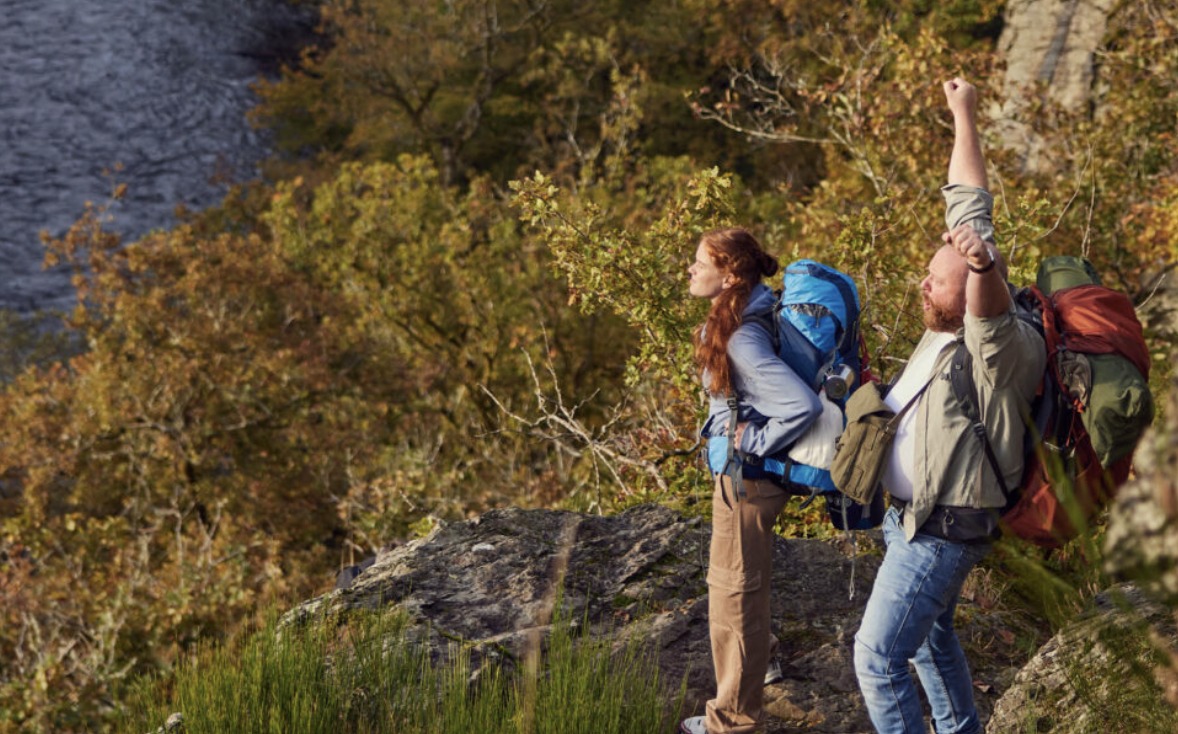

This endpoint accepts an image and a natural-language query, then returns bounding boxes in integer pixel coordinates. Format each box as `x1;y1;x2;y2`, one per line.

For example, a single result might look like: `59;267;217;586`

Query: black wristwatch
967;248;995;274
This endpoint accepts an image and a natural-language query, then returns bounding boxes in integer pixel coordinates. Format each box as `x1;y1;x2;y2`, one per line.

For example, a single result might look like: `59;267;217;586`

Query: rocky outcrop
999;0;1116;110
1105;370;1178;608
1103;357;1178;714
283;503;1041;732
985;584;1178;734
995;0;1116;169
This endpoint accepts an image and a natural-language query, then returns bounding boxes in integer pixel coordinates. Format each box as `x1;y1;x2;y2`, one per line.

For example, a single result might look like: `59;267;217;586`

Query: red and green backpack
950;256;1153;547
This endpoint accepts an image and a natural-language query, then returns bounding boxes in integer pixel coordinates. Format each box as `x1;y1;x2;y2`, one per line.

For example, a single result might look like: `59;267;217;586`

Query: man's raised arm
945;78;987;190
943;78;1008;318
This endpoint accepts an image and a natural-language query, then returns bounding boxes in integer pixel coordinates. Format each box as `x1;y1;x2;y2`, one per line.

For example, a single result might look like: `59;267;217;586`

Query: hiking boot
678;716;708;734
764;656;784;686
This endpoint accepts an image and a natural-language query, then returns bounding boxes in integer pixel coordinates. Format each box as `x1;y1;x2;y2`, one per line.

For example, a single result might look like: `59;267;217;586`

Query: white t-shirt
881;332;956;501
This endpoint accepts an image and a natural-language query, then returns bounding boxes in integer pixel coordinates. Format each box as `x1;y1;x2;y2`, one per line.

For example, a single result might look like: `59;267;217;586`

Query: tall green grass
119;604;683;734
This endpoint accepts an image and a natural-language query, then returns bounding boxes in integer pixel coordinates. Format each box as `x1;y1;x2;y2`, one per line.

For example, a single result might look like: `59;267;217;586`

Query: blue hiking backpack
705;259;884;530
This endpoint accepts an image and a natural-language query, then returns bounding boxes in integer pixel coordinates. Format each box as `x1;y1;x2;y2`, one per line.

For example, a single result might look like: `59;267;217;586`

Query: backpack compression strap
721;312;802;498
724;396;747;500
948;345;1018;512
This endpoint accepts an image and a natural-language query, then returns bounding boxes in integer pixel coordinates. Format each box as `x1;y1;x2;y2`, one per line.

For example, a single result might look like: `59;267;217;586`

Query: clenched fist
944;77;977;120
942;224;992;272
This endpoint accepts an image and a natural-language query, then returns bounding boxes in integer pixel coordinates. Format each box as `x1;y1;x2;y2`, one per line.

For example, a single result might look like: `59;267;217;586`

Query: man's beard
923;298;964;332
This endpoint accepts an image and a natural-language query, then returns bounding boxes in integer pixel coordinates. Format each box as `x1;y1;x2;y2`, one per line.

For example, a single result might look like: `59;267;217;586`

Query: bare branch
1032;149;1092;245
478;342;674;501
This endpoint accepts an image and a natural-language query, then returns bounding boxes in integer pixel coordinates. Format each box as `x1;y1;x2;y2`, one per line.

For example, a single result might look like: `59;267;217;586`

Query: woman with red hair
681;228;822;734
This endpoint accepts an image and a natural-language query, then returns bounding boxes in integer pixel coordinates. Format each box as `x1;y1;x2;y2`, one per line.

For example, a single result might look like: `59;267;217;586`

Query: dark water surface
0;0;310;314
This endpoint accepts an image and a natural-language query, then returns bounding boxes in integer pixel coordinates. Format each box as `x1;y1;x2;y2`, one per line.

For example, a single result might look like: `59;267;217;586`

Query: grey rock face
1103;360;1178;714
985;584;1178;734
1000;0;1116;110
995;0;1116;170
1138;280;1178;354
1105;409;1178;606
287;505;712;644
283;504;1037;732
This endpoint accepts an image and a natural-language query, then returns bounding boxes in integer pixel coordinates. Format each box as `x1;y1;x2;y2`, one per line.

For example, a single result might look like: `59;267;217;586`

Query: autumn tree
0;156;634;730
6;1;1178;729
254;0;607;185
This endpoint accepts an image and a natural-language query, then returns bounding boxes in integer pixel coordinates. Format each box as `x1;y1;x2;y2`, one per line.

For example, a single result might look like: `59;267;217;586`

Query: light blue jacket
700;284;823;458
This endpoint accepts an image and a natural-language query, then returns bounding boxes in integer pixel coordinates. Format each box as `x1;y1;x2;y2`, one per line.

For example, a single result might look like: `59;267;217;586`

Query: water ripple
0;0;311;313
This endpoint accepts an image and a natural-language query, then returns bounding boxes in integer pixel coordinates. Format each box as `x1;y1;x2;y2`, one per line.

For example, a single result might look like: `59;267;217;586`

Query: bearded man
851;78;1046;734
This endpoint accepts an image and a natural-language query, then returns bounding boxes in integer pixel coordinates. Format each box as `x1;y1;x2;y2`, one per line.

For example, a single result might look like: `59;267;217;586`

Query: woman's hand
734;421;749;449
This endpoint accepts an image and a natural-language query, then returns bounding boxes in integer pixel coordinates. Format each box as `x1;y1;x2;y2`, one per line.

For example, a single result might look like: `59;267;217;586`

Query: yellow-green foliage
0;158;632;731
4;0;1178;730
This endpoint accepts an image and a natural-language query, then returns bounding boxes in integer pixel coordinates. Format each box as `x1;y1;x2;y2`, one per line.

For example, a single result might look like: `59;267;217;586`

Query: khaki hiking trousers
705;475;788;734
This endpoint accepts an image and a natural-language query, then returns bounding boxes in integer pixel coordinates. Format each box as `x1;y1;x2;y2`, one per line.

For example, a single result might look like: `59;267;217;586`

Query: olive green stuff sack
1036;256;1102;293
831;382;897;505
1084;353;1153;467
1035;256;1154;469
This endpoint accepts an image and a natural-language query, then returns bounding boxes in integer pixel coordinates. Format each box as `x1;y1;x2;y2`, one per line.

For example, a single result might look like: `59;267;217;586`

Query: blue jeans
853;507;991;734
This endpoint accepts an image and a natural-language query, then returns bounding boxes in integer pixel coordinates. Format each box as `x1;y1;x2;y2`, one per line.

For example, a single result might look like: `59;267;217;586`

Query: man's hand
944;77;977;121
942;225;992;272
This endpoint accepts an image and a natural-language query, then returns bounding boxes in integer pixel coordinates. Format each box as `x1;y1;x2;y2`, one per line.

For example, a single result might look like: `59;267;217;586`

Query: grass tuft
118;603;682;734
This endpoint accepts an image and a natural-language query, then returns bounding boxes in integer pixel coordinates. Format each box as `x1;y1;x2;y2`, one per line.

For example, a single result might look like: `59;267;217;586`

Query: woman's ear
722;274;735;289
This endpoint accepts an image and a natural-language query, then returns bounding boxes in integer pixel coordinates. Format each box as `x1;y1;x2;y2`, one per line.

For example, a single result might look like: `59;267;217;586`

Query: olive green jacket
899;185;1046;541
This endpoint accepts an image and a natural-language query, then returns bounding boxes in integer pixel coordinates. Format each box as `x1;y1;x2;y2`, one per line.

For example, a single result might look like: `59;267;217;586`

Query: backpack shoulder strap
1013;290;1046;340
721;303;775;502
948;344;1016;507
740;301;781;354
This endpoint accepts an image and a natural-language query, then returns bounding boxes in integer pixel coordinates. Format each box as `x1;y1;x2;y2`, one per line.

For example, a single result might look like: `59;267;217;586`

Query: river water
0;0;311;314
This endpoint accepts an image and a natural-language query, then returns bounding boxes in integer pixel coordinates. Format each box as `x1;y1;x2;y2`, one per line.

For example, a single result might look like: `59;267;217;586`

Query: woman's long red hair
693;228;779;396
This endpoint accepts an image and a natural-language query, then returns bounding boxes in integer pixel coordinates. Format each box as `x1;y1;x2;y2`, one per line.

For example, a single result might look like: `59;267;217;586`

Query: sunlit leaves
513;164;733;392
